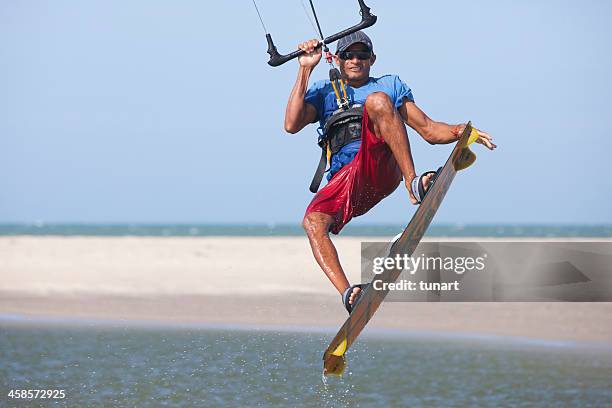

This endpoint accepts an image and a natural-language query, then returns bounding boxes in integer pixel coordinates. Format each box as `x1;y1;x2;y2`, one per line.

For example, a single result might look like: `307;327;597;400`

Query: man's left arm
398;99;496;150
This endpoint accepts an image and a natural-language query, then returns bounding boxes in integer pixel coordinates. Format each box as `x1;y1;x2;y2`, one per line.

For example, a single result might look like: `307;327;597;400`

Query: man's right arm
284;66;318;134
284;39;322;134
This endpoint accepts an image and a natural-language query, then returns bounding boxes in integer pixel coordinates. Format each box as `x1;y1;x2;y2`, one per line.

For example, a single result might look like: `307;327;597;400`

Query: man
284;31;496;313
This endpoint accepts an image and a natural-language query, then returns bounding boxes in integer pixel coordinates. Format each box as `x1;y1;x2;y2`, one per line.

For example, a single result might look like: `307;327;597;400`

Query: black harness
309;105;364;193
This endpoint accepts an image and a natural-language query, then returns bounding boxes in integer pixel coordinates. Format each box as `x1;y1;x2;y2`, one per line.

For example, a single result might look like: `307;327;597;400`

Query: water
1;223;611;237
1;325;611;407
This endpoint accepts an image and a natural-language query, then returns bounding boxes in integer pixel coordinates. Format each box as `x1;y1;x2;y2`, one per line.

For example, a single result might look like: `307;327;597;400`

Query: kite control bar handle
266;0;377;67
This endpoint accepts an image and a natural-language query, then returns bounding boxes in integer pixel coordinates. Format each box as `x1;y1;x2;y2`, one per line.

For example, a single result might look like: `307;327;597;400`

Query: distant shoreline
1;223;611;237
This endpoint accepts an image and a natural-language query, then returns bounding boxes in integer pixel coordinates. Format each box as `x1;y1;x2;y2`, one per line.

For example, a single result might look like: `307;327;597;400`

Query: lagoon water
1;324;611;407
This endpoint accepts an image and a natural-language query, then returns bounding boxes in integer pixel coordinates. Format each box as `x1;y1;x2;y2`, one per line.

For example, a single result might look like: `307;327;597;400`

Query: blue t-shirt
305;74;414;180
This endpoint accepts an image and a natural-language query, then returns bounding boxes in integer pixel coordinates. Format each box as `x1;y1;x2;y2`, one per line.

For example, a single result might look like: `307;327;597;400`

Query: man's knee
302;212;333;237
365;92;394;115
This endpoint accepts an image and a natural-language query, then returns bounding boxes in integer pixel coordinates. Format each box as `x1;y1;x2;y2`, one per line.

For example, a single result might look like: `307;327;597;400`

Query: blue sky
1;0;611;225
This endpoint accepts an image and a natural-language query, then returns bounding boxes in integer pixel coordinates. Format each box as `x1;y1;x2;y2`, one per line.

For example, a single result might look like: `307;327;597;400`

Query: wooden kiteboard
322;122;479;376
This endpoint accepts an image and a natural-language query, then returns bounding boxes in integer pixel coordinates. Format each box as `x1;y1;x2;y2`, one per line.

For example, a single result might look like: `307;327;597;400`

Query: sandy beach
1;236;611;344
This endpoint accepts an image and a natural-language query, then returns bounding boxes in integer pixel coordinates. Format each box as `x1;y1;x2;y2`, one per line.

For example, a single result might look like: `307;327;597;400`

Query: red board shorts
304;106;403;234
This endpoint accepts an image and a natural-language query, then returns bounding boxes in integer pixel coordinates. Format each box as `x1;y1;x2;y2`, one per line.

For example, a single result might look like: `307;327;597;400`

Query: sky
1;0;611;225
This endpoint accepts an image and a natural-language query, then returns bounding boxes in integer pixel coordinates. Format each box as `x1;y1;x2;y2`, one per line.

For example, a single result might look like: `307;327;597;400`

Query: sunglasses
338;50;372;60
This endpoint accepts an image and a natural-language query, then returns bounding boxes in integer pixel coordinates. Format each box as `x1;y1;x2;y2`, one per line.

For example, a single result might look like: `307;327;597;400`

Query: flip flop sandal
342;284;367;314
411;167;442;204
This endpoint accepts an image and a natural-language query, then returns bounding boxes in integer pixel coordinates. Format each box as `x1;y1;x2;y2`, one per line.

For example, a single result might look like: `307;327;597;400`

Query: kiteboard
322;122;479;376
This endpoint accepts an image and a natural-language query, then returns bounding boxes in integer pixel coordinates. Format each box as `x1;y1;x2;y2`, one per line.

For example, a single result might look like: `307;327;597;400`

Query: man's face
334;43;375;85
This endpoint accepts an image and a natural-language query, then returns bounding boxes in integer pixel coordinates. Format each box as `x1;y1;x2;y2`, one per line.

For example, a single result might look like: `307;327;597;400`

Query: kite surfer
283;31;497;313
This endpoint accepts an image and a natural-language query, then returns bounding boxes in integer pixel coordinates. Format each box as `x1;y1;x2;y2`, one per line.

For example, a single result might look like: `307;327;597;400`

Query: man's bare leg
302;212;363;305
304;94;434;306
365;92;433;203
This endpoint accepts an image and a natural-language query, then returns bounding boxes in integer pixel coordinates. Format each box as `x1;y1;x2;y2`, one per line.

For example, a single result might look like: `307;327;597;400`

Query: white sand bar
1;236;611;344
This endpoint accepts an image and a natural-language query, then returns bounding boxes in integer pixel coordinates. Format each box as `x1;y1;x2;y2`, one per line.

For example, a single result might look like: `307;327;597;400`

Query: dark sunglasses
338;50;372;60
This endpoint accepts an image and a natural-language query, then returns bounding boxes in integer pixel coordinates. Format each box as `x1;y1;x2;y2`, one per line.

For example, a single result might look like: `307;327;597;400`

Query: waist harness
309;104;364;193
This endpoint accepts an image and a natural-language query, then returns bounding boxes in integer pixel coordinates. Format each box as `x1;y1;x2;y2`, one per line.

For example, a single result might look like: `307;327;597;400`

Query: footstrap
342;284;366;314
410;167;441;204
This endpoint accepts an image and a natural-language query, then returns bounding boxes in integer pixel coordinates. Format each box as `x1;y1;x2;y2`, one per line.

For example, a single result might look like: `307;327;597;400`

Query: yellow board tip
331;339;347;356
467;127;479;146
